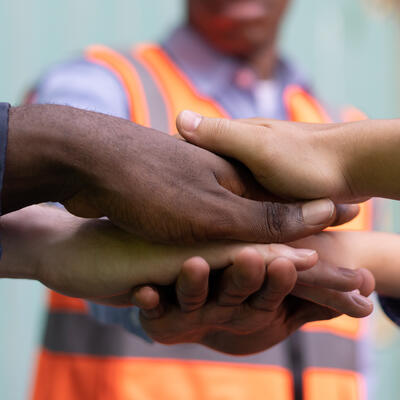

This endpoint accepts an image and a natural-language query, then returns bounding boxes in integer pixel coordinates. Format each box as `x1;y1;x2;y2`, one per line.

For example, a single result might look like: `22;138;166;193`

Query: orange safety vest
31;44;372;400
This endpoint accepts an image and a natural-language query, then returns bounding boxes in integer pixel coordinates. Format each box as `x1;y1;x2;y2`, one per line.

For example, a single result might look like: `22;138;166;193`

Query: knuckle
178;288;207;308
267;243;287;258
262;202;290;242
232;275;259;293
261;202;303;242
212;118;231;142
218;292;245;306
253;293;282;312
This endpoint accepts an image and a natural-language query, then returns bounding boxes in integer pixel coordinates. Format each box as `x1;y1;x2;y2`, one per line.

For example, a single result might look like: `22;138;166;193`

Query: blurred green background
1;0;400;399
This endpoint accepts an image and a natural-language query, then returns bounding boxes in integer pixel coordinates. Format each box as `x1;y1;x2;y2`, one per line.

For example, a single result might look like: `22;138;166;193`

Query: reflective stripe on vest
134;44;229;132
34;348;294;400
32;44;371;400
86;45;150;127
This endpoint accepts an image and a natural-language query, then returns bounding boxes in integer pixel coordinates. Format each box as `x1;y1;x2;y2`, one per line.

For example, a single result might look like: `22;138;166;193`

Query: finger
217;248;265;306
297;263;365;292
90;288;160;309
291;285;373;318
251;243;318;271
176;257;210;312
131;286;161;310
255;245;318;270
234;118;333;131
177;111;261;165
89;294;134;307
226;196;343;243
358;268;376;297
287;299;341;331
329;204;360;227
131;286;165;319
250;257;297;311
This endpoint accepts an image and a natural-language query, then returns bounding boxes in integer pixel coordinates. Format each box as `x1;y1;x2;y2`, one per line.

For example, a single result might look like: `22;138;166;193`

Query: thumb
177;110;262;168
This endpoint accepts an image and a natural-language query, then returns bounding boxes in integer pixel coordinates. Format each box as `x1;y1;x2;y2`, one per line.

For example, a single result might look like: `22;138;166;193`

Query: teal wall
1;1;400;399
283;3;400;399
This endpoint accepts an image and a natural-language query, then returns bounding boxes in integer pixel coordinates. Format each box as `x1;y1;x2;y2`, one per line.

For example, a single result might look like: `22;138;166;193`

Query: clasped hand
131;236;373;355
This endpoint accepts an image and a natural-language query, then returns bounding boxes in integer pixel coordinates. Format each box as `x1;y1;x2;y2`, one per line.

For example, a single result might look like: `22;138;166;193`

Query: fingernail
351;293;373;308
302;199;335;226
180;110;202;133
294;249;317;259
339;268;358;278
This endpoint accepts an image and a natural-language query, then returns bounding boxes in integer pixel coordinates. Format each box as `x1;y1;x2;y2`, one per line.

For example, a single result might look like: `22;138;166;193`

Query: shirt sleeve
35;59;151;339
378;296;400;326
35;59;129;118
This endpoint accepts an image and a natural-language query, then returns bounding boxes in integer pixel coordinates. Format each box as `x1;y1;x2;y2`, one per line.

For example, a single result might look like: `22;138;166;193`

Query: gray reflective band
299;329;361;372
127;52;170;133
43;312;361;373
43;312;290;368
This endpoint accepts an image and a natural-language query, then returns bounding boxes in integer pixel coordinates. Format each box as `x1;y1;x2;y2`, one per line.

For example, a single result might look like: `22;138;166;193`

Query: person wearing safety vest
30;0;375;399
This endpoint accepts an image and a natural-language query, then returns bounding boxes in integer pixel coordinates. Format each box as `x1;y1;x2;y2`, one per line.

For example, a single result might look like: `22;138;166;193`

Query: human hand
5;105;358;245
132;249;374;355
176;111;368;203
292;230;400;298
0;205;325;306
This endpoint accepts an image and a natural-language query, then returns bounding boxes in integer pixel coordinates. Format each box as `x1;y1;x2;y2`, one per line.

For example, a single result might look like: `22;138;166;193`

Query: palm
139;295;337;355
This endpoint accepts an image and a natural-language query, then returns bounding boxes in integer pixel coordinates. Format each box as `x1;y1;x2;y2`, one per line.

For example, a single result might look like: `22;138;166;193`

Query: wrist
3;105;86;212
335;120;374;200
311;123;362;201
336;119;400;201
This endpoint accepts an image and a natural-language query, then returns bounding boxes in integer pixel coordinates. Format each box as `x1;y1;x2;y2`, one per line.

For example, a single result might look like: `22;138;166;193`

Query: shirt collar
162;25;309;97
163;26;246;97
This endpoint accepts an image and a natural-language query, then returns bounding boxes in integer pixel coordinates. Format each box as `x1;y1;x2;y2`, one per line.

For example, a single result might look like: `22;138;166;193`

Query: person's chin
220;0;269;21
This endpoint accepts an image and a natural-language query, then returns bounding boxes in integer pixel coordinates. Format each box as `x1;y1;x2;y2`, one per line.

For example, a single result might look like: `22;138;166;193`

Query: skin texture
0;205;326;306
177;113;400;203
293;231;400;298
3;105;356;245
133;249;373;355
134;226;400;355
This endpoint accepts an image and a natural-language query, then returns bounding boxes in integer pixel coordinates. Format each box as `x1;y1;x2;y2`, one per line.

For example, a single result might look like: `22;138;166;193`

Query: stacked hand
131;242;373;355
0;205;373;356
1;205;354;307
1;105;380;354
5;105;360;245
176;111;374;203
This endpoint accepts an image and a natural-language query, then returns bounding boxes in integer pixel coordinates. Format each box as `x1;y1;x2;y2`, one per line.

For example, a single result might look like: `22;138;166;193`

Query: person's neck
246;42;278;80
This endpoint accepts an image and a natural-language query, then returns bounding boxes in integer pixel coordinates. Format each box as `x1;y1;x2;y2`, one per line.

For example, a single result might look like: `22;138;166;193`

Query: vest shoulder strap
133;43;229;133
85;44;150;127
284;85;332;123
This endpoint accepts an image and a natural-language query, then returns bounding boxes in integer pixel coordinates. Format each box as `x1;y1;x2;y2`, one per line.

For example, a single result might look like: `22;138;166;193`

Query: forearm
332;119;400;200
2;105;89;213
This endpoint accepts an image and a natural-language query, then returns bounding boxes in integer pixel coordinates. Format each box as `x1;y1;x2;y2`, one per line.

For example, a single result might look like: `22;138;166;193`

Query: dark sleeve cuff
0;103;11;258
379;296;400;326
